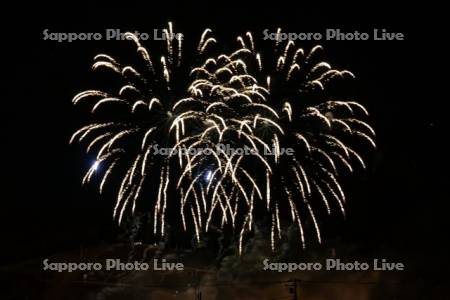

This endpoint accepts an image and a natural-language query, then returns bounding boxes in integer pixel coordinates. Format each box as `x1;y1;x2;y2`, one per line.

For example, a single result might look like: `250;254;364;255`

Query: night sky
2;3;447;299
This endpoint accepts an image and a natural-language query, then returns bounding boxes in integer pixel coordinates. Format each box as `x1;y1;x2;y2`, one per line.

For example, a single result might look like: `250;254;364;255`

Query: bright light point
92;160;100;171
205;170;212;182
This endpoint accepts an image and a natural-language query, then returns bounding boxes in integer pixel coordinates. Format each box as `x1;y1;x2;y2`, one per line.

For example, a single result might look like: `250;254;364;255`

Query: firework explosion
70;24;375;254
226;31;377;253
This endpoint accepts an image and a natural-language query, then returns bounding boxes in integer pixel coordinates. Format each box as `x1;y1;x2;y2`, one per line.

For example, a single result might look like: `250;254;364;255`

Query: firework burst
225;30;377;252
70;23;224;230
70;24;375;255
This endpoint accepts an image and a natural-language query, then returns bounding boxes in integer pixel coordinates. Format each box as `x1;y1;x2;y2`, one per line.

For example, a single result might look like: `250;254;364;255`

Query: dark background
2;1;447;289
